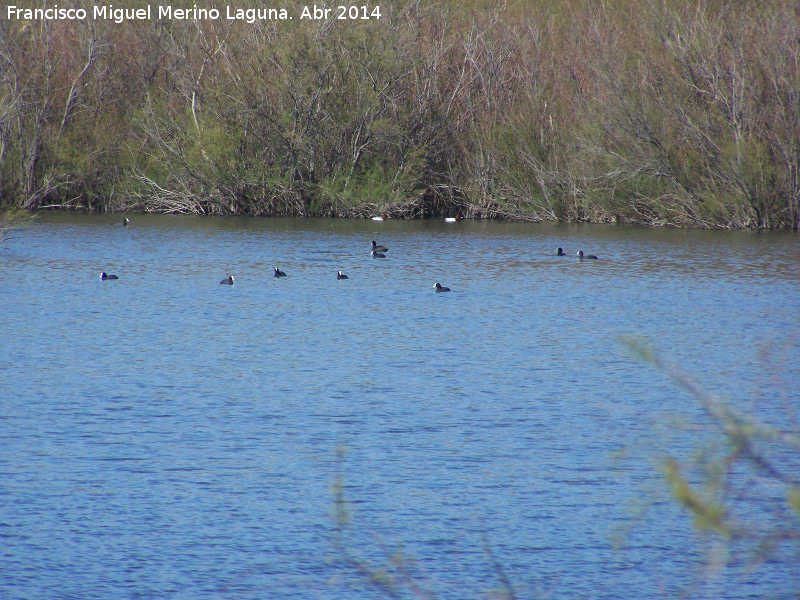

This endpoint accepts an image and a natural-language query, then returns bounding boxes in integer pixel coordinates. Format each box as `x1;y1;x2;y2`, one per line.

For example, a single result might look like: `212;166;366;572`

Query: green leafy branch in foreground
328;340;798;598
329;446;435;600
329;445;519;600
622;337;800;571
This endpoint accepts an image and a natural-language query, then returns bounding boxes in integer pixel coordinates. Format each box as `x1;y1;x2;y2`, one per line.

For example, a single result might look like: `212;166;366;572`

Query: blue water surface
1;214;798;599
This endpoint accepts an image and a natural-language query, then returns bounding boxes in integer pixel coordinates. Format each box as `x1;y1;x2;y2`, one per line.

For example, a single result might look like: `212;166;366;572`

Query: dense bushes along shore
1;0;798;228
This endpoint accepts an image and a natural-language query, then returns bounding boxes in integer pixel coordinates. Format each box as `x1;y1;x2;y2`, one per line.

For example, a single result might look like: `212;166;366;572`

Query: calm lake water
1;213;798;600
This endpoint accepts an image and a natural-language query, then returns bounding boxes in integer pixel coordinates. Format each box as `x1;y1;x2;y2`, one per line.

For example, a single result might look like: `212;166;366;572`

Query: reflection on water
1;213;798;600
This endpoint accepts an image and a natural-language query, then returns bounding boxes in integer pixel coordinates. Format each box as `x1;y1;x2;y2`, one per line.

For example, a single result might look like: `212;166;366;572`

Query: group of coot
101;219;598;291
557;247;598;259
99;233;452;291
215;240;403;287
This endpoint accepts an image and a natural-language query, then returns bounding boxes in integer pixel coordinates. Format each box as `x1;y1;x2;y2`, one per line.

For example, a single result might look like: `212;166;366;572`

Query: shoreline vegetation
0;0;798;229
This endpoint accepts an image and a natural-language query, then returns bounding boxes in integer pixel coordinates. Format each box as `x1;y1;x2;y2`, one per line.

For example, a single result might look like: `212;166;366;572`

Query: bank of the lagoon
1;214;798;599
2;0;799;229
